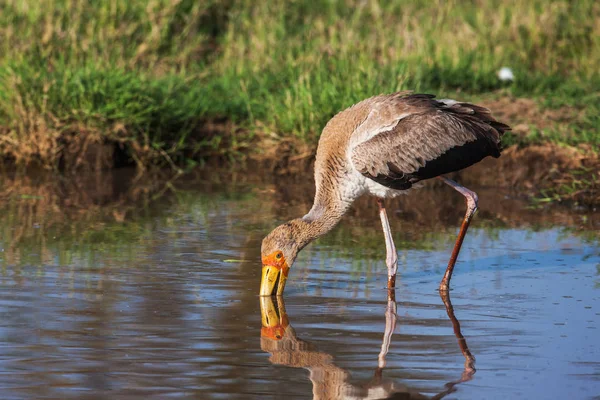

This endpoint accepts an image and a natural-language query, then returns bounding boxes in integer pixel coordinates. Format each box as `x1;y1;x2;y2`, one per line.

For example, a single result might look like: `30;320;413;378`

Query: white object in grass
497;67;514;82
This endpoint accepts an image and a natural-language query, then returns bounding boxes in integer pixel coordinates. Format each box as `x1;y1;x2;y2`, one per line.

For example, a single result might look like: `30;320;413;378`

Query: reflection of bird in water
260;91;510;295
260;292;475;400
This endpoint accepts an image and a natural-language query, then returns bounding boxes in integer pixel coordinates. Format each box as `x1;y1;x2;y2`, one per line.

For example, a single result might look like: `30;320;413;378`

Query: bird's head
260;222;301;296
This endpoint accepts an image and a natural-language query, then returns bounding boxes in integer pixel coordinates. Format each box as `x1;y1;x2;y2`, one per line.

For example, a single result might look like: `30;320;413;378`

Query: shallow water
0;172;598;399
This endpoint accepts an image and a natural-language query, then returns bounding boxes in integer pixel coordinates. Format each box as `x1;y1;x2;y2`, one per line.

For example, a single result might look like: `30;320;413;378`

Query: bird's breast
338;168;410;202
364;176;413;198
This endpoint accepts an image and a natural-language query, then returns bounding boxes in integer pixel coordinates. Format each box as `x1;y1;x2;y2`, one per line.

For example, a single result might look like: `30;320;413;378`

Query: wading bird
260;91;510;295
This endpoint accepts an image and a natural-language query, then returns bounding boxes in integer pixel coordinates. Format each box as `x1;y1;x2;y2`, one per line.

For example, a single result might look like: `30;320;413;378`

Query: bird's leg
439;289;476;379
429;290;476;399
377;198;398;289
377;290;397;370
438;177;478;292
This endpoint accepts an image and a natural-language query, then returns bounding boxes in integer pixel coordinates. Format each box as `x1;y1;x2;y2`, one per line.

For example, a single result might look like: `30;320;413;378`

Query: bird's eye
276;252;282;259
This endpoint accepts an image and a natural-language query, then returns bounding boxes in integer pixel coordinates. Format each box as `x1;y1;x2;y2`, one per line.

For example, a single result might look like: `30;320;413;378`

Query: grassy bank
0;1;598;197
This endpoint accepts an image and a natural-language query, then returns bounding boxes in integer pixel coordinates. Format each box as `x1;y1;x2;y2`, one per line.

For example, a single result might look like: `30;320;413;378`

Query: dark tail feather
449;102;511;137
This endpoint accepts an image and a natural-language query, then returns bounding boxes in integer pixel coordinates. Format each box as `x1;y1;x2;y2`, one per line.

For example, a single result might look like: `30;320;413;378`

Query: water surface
0;172;598;399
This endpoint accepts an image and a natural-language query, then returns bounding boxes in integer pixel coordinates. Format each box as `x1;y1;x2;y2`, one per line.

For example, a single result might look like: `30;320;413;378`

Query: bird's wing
350;94;510;190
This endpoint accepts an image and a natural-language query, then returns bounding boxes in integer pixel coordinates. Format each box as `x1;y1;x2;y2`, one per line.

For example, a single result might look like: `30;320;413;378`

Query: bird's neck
293;197;348;250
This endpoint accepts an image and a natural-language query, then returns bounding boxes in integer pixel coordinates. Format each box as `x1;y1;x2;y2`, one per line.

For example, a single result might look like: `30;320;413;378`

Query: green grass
0;0;599;169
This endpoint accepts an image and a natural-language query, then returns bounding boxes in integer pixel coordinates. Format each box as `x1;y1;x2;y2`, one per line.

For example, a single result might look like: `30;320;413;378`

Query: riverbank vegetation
0;0;598;202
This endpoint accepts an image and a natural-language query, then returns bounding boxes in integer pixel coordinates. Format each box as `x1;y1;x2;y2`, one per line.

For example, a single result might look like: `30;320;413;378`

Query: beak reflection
260;296;289;340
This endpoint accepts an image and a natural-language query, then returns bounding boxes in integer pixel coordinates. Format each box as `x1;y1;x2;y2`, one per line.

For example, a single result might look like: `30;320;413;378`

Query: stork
260;91;510;295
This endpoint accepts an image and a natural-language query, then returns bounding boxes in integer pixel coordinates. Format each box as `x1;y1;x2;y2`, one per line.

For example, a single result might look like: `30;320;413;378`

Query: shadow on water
260;292;475;400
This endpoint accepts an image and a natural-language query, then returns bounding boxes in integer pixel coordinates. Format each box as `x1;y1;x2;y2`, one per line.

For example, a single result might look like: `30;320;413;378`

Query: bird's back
346;92;510;191
310;91;510;205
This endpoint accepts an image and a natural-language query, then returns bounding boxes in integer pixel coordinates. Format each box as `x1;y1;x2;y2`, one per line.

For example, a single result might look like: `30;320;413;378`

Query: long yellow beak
260;264;288;296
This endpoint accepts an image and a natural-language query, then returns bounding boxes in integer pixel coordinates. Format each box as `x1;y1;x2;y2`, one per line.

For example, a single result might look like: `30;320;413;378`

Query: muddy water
0;172;598;399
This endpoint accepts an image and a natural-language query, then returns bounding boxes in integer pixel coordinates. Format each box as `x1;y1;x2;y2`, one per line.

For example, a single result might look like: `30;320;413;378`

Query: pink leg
438;177;478;292
377;290;397;369
377;199;398;289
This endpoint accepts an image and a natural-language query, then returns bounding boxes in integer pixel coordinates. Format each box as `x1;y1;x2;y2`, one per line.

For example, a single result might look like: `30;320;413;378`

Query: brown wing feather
351;96;510;190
